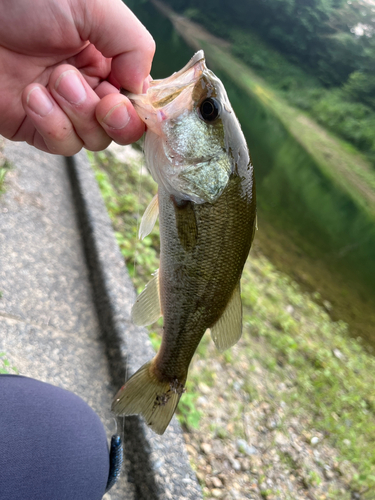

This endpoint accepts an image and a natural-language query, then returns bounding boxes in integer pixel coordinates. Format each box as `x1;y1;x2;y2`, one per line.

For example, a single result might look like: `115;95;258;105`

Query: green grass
88;149;160;294
0;352;18;375
240;256;375;494
0;159;11;196
90;148;375;496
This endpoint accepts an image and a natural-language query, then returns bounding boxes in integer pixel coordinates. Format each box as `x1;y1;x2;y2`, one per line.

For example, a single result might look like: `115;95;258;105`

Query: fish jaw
124;50;206;136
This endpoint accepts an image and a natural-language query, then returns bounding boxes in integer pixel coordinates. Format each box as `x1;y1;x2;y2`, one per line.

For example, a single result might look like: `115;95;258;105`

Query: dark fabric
0;375;109;500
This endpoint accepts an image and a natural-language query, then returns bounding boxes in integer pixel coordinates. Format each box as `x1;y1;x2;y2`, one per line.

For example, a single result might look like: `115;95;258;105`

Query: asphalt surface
0;140;202;500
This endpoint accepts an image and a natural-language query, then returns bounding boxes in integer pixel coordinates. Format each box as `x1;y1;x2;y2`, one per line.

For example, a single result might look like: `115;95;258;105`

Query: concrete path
0;140;202;500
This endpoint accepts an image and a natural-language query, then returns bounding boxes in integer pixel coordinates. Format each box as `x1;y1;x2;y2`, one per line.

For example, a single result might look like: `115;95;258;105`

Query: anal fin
210;282;242;352
131;269;161;326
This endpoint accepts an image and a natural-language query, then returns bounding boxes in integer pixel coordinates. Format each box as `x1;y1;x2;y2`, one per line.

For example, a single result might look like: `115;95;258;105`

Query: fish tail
111;360;184;435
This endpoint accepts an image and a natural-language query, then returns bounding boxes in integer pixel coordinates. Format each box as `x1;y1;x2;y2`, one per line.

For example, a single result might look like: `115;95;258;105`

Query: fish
112;50;256;435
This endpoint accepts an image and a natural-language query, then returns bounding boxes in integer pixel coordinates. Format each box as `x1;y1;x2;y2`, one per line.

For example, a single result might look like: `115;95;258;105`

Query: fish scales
157;174;255;382
112;50;256;435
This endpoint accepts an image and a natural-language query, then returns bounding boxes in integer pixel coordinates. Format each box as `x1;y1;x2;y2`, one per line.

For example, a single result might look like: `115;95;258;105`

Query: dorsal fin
139;194;159;240
210;282;242;352
131;270;161;326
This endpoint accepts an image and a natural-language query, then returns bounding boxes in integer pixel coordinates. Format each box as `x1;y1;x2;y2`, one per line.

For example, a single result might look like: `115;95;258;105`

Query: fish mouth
149;50;205;91
123;51;207;133
147;50;206;109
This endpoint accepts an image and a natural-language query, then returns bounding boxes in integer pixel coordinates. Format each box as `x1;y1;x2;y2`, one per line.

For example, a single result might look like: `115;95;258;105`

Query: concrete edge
65;151;202;500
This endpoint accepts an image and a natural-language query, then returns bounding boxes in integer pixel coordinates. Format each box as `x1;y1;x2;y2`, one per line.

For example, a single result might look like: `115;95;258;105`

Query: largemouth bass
112;51;256;435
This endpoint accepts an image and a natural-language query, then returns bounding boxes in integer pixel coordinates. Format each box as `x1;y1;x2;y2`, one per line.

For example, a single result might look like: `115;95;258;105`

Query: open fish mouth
122;50;210;132
126;50;205;104
146;50;206;108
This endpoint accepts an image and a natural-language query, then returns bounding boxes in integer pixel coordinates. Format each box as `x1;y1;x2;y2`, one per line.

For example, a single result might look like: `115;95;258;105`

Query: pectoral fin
210;282;242;352
131;270;161;326
173;198;198;251
139;194;159;240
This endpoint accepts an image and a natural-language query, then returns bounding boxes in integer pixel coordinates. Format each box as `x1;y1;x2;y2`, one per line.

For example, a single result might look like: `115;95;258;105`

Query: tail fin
111;361;184;435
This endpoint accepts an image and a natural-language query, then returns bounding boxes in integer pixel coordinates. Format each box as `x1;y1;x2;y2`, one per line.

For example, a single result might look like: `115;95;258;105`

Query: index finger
76;0;155;94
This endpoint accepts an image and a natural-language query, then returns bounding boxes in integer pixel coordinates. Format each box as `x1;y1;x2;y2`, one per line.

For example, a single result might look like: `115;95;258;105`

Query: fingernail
102;103;130;129
55;70;86;104
27;87;54;117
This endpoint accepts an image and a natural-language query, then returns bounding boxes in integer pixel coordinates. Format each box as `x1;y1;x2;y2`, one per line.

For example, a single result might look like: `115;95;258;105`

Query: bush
343;71;375;110
311;89;375;154
228;26;375;164
229;28;319;92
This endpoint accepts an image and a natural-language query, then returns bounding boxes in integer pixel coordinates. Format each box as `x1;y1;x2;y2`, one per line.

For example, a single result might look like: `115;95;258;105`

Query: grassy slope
89;149;375;497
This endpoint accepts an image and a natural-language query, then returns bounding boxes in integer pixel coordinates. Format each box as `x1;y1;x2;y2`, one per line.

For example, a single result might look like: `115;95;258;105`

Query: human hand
0;0;155;155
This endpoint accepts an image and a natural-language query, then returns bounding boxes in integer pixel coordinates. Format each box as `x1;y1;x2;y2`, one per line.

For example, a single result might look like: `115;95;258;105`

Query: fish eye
199;98;220;122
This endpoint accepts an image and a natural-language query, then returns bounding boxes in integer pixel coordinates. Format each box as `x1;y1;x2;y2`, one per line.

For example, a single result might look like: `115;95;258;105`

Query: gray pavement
0;141;202;500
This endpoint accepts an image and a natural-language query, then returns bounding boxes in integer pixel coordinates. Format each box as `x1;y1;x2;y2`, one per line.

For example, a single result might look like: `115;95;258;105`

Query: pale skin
0;0;155;155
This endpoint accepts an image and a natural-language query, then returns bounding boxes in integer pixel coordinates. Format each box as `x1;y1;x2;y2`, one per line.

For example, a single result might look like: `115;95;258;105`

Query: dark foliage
164;0;375;88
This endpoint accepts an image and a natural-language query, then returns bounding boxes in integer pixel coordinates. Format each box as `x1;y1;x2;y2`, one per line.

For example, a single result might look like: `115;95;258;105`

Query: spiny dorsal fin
131;270;161;326
112;360;184;435
139;193;159;240
210;281;242;352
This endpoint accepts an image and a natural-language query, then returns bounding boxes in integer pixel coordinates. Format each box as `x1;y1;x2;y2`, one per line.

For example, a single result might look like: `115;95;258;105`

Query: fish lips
121;50;207;134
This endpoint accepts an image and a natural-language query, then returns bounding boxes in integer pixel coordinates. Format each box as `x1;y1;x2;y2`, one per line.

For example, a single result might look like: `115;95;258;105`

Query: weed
0;352;18;375
177;389;202;430
148;330;162;351
240;256;375;493
260;488;273;499
89;149;159;292
0;159;11;195
306;470;322;487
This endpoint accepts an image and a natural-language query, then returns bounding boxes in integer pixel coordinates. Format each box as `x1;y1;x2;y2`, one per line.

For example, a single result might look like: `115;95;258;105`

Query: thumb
76;0;155;93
